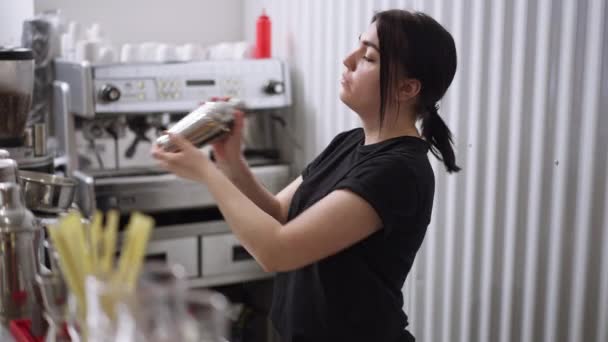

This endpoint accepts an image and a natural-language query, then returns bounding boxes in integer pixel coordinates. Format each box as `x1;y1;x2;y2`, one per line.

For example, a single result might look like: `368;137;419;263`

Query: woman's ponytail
422;104;460;173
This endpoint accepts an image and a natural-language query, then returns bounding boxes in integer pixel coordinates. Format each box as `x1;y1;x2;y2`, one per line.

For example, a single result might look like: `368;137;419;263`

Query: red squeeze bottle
255;9;271;58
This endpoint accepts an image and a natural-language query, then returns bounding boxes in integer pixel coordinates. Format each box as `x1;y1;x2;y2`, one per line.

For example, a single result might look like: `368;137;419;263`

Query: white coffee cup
98;46;117;64
120;44;140;63
140;42;160;62
178;43;204;62
75;40;100;63
155;44;178;63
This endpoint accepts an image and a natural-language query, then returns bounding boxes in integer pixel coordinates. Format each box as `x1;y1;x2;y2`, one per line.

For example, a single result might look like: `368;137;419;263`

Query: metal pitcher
0;182;42;323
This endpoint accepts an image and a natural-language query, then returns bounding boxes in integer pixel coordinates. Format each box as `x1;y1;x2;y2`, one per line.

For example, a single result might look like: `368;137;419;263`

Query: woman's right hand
211;109;245;164
208;97;247;176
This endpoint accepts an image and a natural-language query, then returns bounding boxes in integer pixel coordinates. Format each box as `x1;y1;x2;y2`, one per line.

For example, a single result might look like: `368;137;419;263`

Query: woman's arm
209;109;301;224
152;134;381;272
219;157;302;224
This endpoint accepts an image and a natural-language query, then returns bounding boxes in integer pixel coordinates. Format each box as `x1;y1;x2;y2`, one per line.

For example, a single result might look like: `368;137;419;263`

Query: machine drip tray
86;166;168;178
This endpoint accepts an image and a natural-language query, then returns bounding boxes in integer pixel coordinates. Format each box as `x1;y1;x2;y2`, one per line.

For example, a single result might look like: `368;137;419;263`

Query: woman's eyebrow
358;34;380;52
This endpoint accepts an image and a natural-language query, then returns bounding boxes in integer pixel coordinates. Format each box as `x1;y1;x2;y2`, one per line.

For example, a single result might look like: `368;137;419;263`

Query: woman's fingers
157;160;170;170
168;133;194;151
151;145;167;160
233;110;245;135
151;141;182;163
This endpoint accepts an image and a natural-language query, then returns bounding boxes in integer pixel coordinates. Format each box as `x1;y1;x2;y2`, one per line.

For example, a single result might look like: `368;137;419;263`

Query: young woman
152;9;459;342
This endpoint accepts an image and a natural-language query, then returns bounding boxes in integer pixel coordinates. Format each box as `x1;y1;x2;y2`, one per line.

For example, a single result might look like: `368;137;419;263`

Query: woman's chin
339;87;351;102
339;92;355;111
339;91;349;105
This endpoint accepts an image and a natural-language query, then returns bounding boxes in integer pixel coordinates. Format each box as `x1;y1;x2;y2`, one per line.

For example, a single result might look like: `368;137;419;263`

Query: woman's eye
362;56;374;62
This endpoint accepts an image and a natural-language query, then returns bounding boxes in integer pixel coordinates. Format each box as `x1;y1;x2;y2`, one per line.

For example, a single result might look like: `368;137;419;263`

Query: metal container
155;100;242;152
0;182;42;323
35;272;68;340
0;48;34;140
33;123;47;157
18;170;77;214
0;158;18;183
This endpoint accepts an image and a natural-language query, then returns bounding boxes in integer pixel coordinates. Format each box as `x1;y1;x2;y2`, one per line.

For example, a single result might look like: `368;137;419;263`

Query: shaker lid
0;182;37;232
0;47;34;60
0;182;24;210
0;159;19;183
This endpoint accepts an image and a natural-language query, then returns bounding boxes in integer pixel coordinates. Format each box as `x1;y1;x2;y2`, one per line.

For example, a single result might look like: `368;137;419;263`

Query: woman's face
340;22;381;117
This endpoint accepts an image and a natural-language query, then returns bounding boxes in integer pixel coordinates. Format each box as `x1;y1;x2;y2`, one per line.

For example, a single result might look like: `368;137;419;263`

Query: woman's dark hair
372;10;461;173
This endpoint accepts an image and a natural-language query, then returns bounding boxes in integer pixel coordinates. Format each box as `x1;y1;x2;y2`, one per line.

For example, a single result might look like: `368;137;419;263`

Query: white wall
0;0;34;46
243;1;608;342
34;0;244;46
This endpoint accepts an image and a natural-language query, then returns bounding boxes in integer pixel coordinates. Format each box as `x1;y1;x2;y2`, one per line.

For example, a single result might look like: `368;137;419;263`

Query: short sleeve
335;156;419;236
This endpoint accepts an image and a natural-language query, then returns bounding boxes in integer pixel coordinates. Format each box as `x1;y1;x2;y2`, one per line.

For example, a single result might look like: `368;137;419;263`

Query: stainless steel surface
201;233;263;277
53;60;95;118
53;60;292;174
242;111;277;152
72;170;95;217
145;237;200;278
156;100;238;152
52;81;77;176
29;300;45;338
23;127;33;147
150;220;230;241
0;182;42;323
74;164;289;214
33;123;47;157
54;59;292;115
0;159;18;183
18;170;77;213
35;272;68;340
0;48;34;140
187;270;273;289
1;147;54;173
0;182;26;211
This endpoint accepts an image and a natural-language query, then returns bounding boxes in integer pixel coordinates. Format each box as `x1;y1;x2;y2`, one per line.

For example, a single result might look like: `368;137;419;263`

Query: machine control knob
264;80;285;95
99;84;121;102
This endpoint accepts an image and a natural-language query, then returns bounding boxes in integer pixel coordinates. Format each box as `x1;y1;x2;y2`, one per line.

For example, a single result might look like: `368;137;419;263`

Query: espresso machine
53;59;293;214
52;58;293;340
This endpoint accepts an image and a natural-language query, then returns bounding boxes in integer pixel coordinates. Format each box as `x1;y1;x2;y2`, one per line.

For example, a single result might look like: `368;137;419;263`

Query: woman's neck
360;111;420;145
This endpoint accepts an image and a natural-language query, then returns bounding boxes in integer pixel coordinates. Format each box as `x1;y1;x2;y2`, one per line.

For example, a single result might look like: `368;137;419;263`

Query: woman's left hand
150;133;211;183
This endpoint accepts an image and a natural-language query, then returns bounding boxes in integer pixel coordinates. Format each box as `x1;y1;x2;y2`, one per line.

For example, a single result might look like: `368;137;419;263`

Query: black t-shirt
270;128;435;342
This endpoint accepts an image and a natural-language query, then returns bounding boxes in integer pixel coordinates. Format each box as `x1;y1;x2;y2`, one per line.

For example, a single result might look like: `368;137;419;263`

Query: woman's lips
340;74;350;85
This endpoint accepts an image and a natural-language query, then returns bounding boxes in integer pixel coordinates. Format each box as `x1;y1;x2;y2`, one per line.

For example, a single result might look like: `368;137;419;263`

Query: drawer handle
145;252;167;263
232;245;253;261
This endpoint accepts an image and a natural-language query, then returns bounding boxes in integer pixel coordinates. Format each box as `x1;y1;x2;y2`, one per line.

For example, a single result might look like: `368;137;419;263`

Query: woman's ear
396;78;421;102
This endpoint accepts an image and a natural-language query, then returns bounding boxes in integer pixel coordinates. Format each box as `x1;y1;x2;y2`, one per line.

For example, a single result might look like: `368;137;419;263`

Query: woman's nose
343;51;356;71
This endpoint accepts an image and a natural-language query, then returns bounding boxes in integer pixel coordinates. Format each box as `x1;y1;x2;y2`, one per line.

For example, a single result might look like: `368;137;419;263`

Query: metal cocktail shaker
0;182;42;323
155;99;242;152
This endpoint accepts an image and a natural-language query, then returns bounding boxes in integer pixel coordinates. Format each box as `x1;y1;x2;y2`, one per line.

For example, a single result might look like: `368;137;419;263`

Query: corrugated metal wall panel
243;1;608;341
